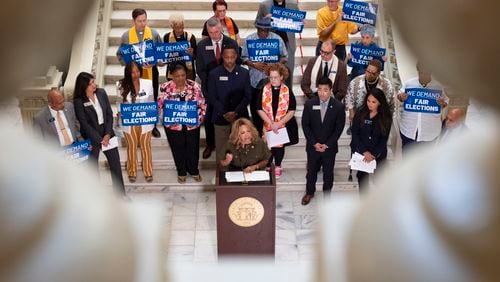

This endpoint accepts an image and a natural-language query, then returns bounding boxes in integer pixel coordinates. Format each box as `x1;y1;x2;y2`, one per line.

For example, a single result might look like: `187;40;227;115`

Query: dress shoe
152;126;161;138
192;175;202;182
301;194;314;205
145;176;153;183
128;176;136;183
202;146;214;159
177;176;187;184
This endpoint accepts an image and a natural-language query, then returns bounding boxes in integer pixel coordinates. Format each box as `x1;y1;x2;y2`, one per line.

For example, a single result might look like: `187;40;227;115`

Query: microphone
48;117;55;123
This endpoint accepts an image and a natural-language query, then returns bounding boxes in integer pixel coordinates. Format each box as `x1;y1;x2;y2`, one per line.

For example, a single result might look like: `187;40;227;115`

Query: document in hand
349;152;377;173
225;171;270;182
265;127;290;149
102;136;119;152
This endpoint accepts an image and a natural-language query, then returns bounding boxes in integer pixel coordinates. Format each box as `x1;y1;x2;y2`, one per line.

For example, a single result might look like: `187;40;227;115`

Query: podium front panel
216;170;276;256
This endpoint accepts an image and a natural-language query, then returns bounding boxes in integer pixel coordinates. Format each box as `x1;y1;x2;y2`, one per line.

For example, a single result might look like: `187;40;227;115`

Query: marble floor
126;190;343;264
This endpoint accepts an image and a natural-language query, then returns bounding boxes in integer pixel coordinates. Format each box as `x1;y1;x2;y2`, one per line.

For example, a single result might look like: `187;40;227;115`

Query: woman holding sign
117;62;155;183
158;63;206;184
73;72;125;195
350;88;392;192
257;63;298;178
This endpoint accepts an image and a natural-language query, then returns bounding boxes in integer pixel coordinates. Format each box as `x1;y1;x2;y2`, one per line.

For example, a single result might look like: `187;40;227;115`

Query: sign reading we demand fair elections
342;0;378;26
247;39;280;63
270;6;306;33
350;43;386;70
62;139;92;163
403;88;443;114
119;40;156;66
163;100;198;126
120;102;159;126
155;41;192;64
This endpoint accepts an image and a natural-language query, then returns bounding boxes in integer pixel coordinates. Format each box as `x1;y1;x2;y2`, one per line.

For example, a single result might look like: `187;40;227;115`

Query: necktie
56;111;72;146
215;41;221;64
323;61;329;79
320;102;327;122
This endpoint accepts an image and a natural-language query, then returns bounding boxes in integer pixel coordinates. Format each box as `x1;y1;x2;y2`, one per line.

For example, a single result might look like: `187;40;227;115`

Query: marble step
99;167;359;193
112;0;334;11
106;45;322;66
107;27;377;47
99;140;394;170
103;82;308;105
110;10;318;29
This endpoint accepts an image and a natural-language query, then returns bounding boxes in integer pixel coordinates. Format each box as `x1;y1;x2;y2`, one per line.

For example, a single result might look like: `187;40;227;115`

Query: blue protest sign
163;100;198;126
118;39;156;66
350;43;386;70
63;139;92;163
120;102;159;126
155;41;193;64
271;6;307;33
403;88;442;114
342;0;378;26
246;39;280;63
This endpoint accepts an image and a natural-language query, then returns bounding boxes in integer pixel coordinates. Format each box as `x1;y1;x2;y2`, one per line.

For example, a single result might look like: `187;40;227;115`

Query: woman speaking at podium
220;118;271;173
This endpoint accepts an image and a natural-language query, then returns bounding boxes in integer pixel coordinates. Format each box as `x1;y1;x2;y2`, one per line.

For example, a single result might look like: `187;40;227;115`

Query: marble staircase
98;0;384;192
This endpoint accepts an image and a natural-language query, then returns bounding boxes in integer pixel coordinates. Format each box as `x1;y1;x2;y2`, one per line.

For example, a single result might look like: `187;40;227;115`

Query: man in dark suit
207;45;251;163
196;17;239;159
301;77;346;205
33;89;82;146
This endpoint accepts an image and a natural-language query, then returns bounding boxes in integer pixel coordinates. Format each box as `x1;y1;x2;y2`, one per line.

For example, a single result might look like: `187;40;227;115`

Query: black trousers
90;145;125;195
165;126;200;176
356;156;386;193
305;150;336;195
204;104;215;148
250;86;264;136
152;66;159;102
268;147;285;167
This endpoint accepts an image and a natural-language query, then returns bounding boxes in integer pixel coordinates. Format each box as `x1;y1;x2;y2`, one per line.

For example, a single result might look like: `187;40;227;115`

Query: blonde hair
229;118;259;147
169;14;184;26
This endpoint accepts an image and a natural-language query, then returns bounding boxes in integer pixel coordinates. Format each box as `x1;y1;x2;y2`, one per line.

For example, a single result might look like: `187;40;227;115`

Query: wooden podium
215;166;276;256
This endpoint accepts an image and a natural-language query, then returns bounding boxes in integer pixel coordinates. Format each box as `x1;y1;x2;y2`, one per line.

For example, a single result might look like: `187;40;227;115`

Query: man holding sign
116;8;163;138
316;0;360;61
397;62;448;152
242;17;288;135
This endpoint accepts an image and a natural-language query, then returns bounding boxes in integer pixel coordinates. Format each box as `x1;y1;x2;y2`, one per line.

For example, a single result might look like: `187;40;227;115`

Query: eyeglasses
320;49;334;55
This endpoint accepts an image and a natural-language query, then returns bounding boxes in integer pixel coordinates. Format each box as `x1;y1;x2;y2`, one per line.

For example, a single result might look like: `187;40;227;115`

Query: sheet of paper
102;136;119;152
225;170;270;182
225;171;245;182
349;152;377;173
265;127;290;148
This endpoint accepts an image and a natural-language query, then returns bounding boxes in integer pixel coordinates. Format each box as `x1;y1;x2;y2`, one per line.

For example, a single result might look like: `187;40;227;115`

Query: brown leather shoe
202;146;214;159
301;194;314;205
192;175;202;182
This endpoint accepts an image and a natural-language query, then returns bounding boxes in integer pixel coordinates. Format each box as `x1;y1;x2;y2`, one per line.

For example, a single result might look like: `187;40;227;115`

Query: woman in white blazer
117;62;155;183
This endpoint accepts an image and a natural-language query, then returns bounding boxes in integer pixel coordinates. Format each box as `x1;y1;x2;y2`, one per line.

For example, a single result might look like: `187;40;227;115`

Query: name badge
84;102;92;107
219;76;228;81
312;105;321;110
205;45;214;50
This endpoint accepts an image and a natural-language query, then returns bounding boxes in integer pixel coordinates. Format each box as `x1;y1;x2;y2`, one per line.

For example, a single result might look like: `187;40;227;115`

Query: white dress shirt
399;77;448;142
49;107;74;146
89;94;104;125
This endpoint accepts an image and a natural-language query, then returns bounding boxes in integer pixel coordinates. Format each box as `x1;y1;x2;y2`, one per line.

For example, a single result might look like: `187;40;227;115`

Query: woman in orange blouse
257;63;298;178
158;63;206;183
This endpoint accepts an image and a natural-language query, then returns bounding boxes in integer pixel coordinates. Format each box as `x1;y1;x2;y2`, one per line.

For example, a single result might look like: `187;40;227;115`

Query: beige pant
124;126;153;177
214;124;231;164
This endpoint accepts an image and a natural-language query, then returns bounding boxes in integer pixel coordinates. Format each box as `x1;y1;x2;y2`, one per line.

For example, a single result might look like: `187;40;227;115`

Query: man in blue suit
301;77;346;205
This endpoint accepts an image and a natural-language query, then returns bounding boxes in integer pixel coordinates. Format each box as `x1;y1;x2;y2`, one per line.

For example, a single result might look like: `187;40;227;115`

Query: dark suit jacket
301;57;348;100
33;102;82;145
207;65;251;125
73;88;115;146
302;96;346;153
195;35;239;93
